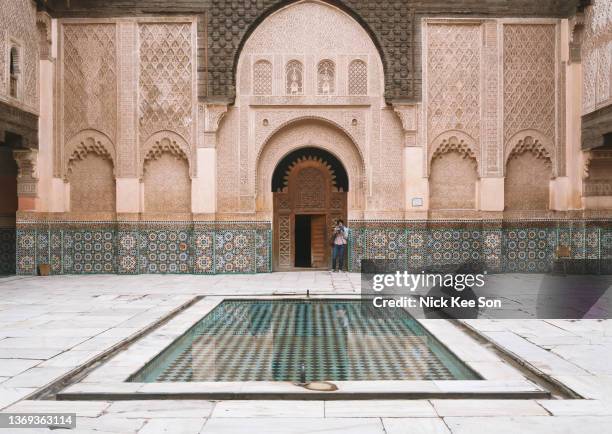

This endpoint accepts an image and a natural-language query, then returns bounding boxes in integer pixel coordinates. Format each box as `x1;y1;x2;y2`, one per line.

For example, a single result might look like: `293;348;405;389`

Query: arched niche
236;0;384;97
256;118;365;216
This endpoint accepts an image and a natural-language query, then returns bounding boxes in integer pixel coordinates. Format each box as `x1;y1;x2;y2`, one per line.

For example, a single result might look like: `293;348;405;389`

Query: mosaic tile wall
12;219;612;275
16;221;272;275
348;220;612;274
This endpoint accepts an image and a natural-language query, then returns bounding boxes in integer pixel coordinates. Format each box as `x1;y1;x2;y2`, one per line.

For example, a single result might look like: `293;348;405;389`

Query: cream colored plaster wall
29;2;594;220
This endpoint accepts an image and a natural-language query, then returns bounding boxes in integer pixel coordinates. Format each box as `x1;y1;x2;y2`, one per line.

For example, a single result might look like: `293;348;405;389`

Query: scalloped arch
256;118;366;213
258;115;364;168
64;129;116;179
141;130;193;178
429;131;479;174
505;130;554;175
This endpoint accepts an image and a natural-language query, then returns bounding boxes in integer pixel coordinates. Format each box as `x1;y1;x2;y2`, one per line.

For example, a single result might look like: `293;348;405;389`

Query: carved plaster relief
60;23;117;178
0;0;38;110
256;119;366;213
426;23;482;149
582;0;612;114
503;24;557;172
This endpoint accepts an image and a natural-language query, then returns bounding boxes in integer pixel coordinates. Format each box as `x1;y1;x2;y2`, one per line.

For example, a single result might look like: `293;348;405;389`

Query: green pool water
130;299;480;382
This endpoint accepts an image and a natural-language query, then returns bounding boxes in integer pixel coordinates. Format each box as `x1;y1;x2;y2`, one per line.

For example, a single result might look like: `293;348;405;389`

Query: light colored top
333;226;348;245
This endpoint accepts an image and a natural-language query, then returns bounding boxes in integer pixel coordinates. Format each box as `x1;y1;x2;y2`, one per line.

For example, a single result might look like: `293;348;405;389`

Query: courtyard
0;272;611;433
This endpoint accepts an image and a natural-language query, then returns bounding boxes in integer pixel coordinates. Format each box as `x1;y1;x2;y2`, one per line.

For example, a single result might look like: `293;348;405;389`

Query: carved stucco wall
430;151;478;210
503;23;560;176
426;22;481;171
424;19;562;210
0;0;38;112
138;22;197;178
254;119;366;214
56;18;198;212
143;153;191;213
582;0;612;115
217;0;403;217
68;154;116;212
236;1;384;96
505;151;552;211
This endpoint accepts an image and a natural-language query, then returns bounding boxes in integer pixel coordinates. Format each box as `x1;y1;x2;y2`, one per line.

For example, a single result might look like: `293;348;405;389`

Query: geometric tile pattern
15;221;271;275
14;220;612;275
348;220;612;273
130;300;478;382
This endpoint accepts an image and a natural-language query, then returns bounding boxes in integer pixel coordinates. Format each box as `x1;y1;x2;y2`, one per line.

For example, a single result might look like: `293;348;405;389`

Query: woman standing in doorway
331;219;348;272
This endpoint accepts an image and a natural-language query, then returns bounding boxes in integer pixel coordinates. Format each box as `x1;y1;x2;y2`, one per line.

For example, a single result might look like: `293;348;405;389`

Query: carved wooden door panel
310;214;326;268
274;192;292;270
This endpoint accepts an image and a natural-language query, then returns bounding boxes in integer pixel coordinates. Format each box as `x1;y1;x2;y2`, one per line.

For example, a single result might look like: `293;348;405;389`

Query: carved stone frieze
582;0;612;114
141;131;193;178
65;131;116;179
36;12;52;60
13;149;38;197
503;24;556;150
199;103;228;148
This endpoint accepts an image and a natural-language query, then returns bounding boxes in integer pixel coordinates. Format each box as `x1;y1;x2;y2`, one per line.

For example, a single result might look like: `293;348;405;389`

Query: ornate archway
272;147;348;270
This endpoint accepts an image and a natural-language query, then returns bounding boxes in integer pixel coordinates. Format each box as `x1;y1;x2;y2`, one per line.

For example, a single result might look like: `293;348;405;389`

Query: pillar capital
199;103;228;148
392;103;420;148
13;149;38;198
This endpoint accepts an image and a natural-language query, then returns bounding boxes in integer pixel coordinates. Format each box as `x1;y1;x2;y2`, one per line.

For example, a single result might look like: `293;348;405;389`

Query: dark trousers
332;244;345;270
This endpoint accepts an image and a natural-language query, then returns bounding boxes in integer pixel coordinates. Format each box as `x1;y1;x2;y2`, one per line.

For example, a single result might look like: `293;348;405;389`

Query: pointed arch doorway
272;147;348;271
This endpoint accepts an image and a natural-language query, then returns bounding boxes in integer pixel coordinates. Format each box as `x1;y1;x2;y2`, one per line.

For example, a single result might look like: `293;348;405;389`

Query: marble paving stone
383;417;451;434
324;400;436;418
0;336;88;350
465;361;524;380
200;418;386;434
1;367;70;388
107;400;214;418
537;399;612;416
37;350;100;368
71;336;126;351
73;415;147;433
0;348;65;363
479;331;590;376
0;327;109;338
432;379;541;393
0;358;41;376
63;382;144;394
551;375;612;400
0;387;36;410
4;400;111;417
444;415;612;434
212;401;323;418
430;399;548;416
138;418;207;434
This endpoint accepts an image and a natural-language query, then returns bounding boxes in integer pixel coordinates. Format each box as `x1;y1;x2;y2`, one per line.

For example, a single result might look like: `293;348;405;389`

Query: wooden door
272;153;347;271
310;215;327;268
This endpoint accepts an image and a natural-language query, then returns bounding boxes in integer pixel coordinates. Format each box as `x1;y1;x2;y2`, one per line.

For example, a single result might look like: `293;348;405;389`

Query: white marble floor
0;272;611;433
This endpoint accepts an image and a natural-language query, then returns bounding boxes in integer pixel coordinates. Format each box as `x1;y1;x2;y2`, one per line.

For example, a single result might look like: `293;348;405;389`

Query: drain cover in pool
130;299;480;382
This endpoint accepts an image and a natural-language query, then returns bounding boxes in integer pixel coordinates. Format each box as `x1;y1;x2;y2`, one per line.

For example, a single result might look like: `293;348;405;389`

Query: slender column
116;22;140;215
192;103;227;215
13;149;38;211
394;103;428;216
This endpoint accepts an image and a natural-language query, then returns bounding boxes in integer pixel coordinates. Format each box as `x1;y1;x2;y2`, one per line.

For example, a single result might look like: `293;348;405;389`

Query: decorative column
116;22;140;216
13;149;38;211
479;20;505;212
192;103;227;216
393;103;428;217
